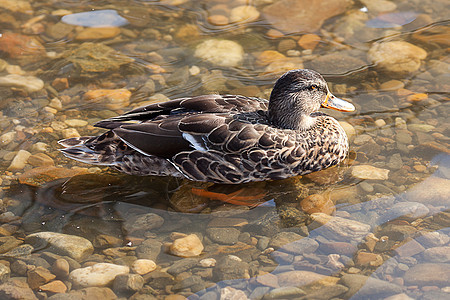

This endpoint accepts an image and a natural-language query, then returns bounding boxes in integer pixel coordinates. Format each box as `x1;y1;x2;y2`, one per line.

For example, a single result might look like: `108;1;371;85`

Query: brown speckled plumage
59;69;354;184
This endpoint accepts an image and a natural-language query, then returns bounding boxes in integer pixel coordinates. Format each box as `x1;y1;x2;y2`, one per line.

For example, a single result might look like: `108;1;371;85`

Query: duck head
268;69;355;130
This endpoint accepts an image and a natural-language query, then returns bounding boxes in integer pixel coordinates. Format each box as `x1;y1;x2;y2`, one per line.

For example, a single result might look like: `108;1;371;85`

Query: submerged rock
25;232;94;261
168;234;204;257
0;75;44;93
69;263;130;288
195;39;244;67
351;165;389;180
404;263;450;286
368;41;427;74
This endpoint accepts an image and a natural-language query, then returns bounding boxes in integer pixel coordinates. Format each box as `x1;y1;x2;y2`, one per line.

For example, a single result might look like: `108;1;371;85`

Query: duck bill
322;92;355;112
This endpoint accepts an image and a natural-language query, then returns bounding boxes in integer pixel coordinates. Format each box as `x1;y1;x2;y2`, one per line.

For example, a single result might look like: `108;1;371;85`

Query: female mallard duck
60;69;355;184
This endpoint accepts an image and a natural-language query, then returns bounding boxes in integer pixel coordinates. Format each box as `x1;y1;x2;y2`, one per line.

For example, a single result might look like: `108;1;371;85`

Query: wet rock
229;6;260;23
75;27;121;40
0;0;32;13
28;153;55;167
421;247;450;263
351;165;389;180
131;259;156;275
368;41;427;74
69;263;129;288
394;238;425;257
194;39;244;67
206;227;240;245
0;74;44;94
297;34;321;50
384;294;414;300
18;166;90;187
305;52;366;75
83;88;131;110
52;258;70;278
319;241;358;256
0;264;10;284
220;286;248;300
168;234;204;257
112;273;144;294
0;32;46;65
7;150;31;171
269;232;303;249
355;251;383;267
0;279;37;300
340;274;402;298
263;286;305;299
263;0;353;33
69;286;117;299
0;236;23;254
416;231;449;248
404;263;450;286
300;194;335;215
254;272;279;288
39;280;67;294
27;266;56;289
172;275;204;293
167;258;198;275
277;270;325;287
380;201;429;223
0;131;15;146
277;237;319;255
376;224;417;241
135;238;162;261
26;232;94;261
213;255;249;281
64;119;88;127
405;176;450;206
125;213;164;235
309;213;371;244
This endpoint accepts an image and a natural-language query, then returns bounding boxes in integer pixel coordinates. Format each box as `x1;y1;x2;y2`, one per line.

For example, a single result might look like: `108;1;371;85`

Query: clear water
0;0;449;299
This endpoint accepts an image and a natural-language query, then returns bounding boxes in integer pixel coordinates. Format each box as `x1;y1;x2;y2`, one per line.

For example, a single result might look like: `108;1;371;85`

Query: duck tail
58;137;113;165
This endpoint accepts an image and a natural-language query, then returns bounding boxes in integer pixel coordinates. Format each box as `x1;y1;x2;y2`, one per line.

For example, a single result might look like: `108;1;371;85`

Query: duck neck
269;108;317;131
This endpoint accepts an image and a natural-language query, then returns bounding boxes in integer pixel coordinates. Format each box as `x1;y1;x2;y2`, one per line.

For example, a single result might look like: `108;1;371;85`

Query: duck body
60;69;355;184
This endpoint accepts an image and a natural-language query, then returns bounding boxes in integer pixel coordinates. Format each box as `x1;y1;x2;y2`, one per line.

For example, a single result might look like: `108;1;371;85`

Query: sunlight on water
0;0;449;299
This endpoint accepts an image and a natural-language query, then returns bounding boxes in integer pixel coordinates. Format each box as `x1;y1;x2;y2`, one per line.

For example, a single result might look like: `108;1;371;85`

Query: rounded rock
194;39;244;67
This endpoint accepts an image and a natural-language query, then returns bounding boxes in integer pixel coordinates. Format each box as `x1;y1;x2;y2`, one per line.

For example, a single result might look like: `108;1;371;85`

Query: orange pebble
256;50;286;66
297;34;321;50
397;88;414;96
407;93;428;102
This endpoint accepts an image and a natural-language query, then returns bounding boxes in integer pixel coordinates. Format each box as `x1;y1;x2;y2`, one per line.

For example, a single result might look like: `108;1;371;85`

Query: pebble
309;213;371;244
125;213;165;234
64;119;88;127
39;280;67;293
27;266;56;289
300;193;335;215
417;231;450;248
0;279;38;300
213;255;249;281
194;39;244;67
421;247;450;263
407;176;450;206
0;132;15;146
220;286;248;300
0;74;44;93
28;153;55;167
355;251;383;267
380;80;405;91
351;165;390;180
199;258;216;267
404;263;450;286
7;150;31;171
368;41;427;74
75;27;121;40
277;270;325;287
112;273;144;294
264;286;306;299
52;258;70;278
0;264;10;284
131;259;156;275
135;238;162;261
69;263;129;288
61;128;80;138
208;15;229;26
206;227;240;245
229;6;260;23
168;234;204;257
380;202;429;223
340;274;402;298
375;119;386;127
83;88;132;110
25;232;94;261
297;34;321;50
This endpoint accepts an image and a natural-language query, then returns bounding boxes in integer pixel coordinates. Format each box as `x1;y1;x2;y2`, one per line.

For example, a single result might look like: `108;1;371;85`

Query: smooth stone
404;263;450;286
269;232;304;249
112;273;144;294
220;286;248;300
69;263;129;288
417;231;450;248
408;123;435;133
75;27;121;40
380;80;405;91
172;275;204;292
319;241;358;256
406;176;450;206
62;9;129;27
263;286;306;299
340;274;402;298
0;236;23;254
309;213;371;244
168;234;204;257
124;213;164;234
368;41;427;74
276;237;319;255
384;294;414;300
39;280;67;294
64;119;88;127
199;258;216;268
83;89;131;110
305;52;366;75
300;194;335;215
61;128;80;139
339;121;356;142
131;259;156;275
351;165;390;180
206;227;240;245
25;232;94;261
263;0;352;33
194;39;244;67
421;247;450;263
0;264;10;284
0;74;44;93
1;244;34;258
28;153;55;167
0;132;15;146
135;238;162;261
277;270;325;287
167;258;198;275
7;150;31;171
52;258;70;278
0;279;38;300
229;5;260;23
68;286;117;299
213;255;249;281
379;201;429;222
27;266;56;290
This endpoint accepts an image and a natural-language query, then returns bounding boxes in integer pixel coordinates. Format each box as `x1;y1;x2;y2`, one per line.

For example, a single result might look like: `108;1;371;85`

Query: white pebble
0;132;16;146
374;119;386;127
7;149;31;171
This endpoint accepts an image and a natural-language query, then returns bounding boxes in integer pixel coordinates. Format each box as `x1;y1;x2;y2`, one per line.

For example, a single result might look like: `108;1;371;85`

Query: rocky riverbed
0;0;449;299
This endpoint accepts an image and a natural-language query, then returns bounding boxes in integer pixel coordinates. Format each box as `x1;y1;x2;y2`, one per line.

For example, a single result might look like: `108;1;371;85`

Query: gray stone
340;274;402;298
206;227;240;245
112;273;144;294
421;247;450;263
269;232;303;249
301;284;348;299
172;275;204;292
380;201;429;223
277;237;319;255
167;258;198;275
213;255;249;281
263;286;306;299
135;238;162;261
25;232;93;261
124;213;164;235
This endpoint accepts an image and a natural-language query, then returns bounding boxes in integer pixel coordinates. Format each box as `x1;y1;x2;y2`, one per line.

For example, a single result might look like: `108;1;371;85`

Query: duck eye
310;85;318;90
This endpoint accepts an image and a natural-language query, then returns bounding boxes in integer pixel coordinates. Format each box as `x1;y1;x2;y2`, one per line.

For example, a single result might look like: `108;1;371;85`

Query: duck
59;69;355;185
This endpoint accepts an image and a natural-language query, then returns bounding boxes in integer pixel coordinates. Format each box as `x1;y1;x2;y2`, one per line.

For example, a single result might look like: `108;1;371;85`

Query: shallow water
0;0;449;299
